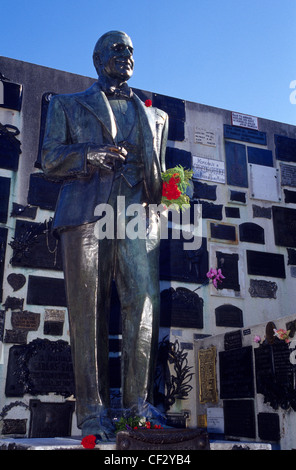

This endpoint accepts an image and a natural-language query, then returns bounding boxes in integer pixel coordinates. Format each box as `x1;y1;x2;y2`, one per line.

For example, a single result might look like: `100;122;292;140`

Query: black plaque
159;233;208;284
11;202;37;220
252;204;272;219
287;248;296;265
249;279;278;299
280;162;296;187
216;251;240;291
5;338;74;397
27;276;67;307
239;222;265;244
160;287;203;328
0;227;8;302
215;304;243;327
0;176;10;223
167;118;185;142
246;250;285;278
192;181;217;201
247;146;273;167
225;141;248;188
219;347;254;399
224;330;242;350
10;220;63;271
0;310;5;342
28;173;61;211
209;222;237;243
43;321;64;336
257;413;280;442
29;399;74;438
196;200;223;220
230;190;246;204
275;134;296;163
0;81;22;111
255;342;296;410
225;206;240;218
165;146;192;170
153;93;185;121
273;206;296;248
284;189;296;204
224;124;267;145
223;399;256;439
7;273;26;291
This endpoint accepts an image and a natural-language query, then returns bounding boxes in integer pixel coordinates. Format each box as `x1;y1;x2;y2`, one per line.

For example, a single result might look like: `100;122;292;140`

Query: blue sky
1;0;295;125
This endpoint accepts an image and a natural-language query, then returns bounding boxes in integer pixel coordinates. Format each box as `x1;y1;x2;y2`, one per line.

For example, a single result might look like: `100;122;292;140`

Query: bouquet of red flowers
161;165;193;211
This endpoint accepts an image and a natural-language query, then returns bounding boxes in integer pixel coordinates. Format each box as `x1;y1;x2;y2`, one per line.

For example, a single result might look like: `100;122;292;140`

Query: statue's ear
93;52;102;73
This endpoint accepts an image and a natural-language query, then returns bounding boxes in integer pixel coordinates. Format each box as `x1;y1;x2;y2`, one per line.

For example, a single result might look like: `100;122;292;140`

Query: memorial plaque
225;206;240;218
196;200;223;220
247;146;273;167
284;189;296;204
11;202;37;220
0;124;21;171
28;173;61;211
0;81;22;111
0;227;8;303
153;93;185;121
239;222;265;244
195;127;216;147
249;279;277;299
159;233;208;284
7;273;26;291
29;399;74;438
27;276;67;307
224;329;242;350
252;204;272;219
192;180;217;201
280;162;296;187
223;400;256;439
229;190;246;204
0;176;11;223
249;164;281;202
192;156;225;183
43;321;64;336
257;413;280;442
2;419;27;435
216;251;240;291
160;287;203;328
3;296;24;310
209;222;237;244
0;310;5;342
11;311;40;331
5;338;74;397
254;341;296;410
215;304;243;327
10;220;63;271
231;112;258;130
246;250;285;278
4;329;28;344
224;124;267;145
167;118;185;141
273;206;296;248
165;146;192;170
287;248;296;265
198;347;218;404
275;134;296;163
225;141;248;188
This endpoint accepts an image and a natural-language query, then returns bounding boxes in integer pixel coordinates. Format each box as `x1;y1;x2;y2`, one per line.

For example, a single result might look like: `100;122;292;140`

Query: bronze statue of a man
42;31;168;439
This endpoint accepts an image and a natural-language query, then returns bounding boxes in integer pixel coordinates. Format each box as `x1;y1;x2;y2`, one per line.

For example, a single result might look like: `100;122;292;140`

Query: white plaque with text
231;112;259;130
195;127;216;147
193;156;225;183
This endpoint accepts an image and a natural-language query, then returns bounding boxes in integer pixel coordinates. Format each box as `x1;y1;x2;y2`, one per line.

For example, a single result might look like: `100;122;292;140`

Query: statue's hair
93;31;129;61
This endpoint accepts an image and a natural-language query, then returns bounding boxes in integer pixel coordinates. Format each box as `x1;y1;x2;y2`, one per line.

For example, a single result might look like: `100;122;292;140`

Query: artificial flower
254;335;261;343
206;267;225;288
273;328;291;343
161;165;193;211
81;434;97;449
145;99;152;107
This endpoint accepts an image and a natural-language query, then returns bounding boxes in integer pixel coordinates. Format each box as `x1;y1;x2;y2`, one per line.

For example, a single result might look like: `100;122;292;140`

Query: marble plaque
246;250;286;278
198;347;218;404
225;142;248;188
195;128;216;146
219;346;254;399
249;164;281;202
280;163;296;187
272;206;296;248
231;112;258;130
193;156;225;183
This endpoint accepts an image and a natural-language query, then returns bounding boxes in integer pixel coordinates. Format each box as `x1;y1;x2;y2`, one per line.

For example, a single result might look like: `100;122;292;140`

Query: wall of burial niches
0;56;295;437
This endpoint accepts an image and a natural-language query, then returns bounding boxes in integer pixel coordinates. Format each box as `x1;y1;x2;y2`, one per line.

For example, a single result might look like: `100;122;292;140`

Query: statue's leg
115;219;161;412
61;223;114;438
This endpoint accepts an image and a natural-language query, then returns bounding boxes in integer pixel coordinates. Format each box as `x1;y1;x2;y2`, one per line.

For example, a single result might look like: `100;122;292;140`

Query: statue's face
97;33;134;81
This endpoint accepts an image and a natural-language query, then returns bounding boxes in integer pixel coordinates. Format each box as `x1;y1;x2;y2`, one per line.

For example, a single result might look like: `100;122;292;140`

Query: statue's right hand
87;144;127;170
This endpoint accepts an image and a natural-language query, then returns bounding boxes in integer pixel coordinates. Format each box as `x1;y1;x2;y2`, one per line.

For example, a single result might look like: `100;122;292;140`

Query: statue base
116;428;209;450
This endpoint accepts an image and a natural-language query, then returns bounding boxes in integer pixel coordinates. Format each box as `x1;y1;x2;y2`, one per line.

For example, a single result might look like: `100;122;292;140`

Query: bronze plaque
198;347;218;404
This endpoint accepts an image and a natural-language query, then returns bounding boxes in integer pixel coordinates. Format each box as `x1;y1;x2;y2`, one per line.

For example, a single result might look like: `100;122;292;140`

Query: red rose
145;99;152;107
81;434;97;449
162;177;181;200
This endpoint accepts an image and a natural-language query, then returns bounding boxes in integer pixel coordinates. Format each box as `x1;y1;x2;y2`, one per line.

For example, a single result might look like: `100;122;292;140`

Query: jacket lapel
74;82;117;143
132;93;155;172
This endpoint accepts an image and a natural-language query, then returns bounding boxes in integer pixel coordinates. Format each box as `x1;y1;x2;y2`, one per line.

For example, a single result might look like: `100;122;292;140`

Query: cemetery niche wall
0;56;296;447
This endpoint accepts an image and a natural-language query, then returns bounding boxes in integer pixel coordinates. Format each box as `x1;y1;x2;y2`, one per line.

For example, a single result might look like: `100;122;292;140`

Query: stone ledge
0;437;116;450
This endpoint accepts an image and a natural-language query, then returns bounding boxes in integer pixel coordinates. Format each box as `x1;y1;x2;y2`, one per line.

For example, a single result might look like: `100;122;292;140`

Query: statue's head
93;31;134;82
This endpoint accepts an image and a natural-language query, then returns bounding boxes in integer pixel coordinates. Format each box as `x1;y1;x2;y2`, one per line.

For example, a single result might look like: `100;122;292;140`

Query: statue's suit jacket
42;81;168;232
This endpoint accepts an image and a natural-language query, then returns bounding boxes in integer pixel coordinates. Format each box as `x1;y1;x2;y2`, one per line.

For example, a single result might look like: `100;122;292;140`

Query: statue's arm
41;95;89;180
